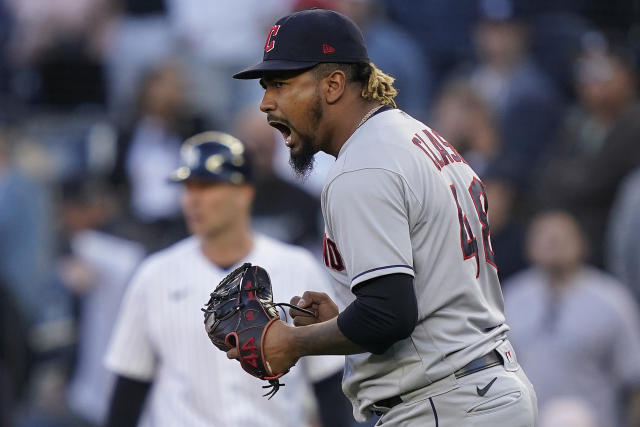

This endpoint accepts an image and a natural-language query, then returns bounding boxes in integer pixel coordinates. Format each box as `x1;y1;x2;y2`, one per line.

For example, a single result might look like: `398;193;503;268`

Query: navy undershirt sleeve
312;371;352;427
105;375;152;427
337;273;418;355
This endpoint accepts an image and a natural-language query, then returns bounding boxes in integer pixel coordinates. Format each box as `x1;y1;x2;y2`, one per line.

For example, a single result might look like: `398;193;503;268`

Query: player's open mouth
268;120;293;147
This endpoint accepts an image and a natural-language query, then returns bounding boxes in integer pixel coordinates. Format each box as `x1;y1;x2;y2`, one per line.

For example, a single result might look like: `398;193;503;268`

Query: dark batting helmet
169;131;254;185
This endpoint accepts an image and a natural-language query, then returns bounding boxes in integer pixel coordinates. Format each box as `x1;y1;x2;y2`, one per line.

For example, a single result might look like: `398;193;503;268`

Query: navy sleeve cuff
337;273;417;355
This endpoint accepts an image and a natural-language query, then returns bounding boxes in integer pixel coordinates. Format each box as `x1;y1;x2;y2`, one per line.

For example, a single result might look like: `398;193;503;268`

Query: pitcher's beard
289;95;324;180
289;137;317;180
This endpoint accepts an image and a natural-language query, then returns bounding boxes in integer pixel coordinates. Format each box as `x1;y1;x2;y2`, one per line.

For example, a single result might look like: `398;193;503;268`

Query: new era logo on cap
322;43;335;54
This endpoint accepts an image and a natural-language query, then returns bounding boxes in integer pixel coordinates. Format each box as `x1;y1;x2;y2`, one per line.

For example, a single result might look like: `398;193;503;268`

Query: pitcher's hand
289;291;339;326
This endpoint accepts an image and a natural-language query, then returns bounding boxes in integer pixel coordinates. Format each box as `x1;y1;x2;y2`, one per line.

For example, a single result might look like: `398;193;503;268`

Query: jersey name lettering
412;128;466;171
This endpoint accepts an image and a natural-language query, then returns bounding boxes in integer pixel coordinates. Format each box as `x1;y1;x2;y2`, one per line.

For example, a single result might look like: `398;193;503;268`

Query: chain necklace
356;104;384;129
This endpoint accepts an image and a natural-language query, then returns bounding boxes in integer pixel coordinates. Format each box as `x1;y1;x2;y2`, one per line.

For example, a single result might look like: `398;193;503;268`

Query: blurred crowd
0;0;640;426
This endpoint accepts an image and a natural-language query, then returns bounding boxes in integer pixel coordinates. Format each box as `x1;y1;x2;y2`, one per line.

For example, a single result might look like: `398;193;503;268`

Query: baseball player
231;9;538;426
104;132;350;427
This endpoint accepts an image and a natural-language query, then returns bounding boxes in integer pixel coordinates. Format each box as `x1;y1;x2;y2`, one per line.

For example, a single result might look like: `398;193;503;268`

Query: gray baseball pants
374;358;537;426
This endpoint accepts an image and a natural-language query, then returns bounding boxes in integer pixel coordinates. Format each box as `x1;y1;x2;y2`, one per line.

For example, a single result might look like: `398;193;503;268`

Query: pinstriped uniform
105;234;344;427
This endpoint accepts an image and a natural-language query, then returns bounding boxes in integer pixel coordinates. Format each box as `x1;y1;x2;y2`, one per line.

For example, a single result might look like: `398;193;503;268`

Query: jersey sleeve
324;168;415;288
105;263;157;381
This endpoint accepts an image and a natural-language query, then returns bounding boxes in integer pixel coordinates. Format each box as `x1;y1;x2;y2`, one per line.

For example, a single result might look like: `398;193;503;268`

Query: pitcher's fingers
300;290;330;306
227;347;239;360
289;305;316;319
290;295;302;307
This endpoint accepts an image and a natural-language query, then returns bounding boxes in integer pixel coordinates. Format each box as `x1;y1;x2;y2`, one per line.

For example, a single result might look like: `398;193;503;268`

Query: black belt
372;351;503;415
454;350;502;379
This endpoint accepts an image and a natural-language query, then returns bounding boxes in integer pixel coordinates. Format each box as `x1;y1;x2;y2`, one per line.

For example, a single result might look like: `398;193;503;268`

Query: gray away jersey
321;109;509;421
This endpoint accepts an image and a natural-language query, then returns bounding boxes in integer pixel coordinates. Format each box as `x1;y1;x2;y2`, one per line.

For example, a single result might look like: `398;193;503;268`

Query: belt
372;350;503;415
454;350;502;379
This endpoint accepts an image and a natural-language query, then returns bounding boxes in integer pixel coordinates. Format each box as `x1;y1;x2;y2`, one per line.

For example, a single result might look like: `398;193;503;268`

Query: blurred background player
104;132;351;427
503;211;640;427
468;0;562;191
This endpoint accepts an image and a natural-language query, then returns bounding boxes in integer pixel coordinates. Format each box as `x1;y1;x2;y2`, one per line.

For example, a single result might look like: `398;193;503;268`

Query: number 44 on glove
202;263;315;398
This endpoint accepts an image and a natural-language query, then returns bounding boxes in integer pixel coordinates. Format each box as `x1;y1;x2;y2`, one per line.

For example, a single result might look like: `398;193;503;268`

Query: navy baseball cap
233;8;369;79
169;131;253;185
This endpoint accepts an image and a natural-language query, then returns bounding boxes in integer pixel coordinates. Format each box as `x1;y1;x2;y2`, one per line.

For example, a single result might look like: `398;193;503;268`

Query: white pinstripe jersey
320;109;509;421
106;234;344;427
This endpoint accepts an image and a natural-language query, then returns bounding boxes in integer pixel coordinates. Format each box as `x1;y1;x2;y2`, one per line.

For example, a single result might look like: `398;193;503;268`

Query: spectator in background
504;211;640;427
536;39;640;266
606;167;640;305
163;0;292;125
382;0;478;90
104;0;175;123
0;131;75;427
0;129;55;328
58;178;145;426
233;109;323;254
4;0;114;108
4;0;113;65
0;0;12;121
110;59;209;252
523;6;592;99
432;79;499;177
308;0;432;119
470;0;561;189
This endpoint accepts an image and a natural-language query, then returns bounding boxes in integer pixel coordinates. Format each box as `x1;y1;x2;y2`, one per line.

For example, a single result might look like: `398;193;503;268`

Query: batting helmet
169;131;254;185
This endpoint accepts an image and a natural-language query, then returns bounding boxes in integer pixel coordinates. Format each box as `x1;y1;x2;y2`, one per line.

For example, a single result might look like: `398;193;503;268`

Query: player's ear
240;185;255;209
323;70;347;104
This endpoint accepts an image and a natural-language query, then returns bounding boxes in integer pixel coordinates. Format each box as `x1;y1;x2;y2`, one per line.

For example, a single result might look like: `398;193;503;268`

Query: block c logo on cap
264;25;281;52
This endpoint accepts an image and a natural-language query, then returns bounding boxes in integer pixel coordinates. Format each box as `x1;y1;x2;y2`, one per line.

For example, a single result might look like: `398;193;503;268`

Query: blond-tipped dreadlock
314;62;398;108
361;62;397;108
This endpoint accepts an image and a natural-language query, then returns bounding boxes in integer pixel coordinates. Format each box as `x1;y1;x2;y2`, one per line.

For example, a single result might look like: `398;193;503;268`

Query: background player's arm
311;371;352;427
105;375;152;427
104;262;157;424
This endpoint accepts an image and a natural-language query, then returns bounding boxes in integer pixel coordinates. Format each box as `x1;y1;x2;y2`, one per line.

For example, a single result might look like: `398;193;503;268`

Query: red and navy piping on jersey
322;235;345;271
352;265;414;282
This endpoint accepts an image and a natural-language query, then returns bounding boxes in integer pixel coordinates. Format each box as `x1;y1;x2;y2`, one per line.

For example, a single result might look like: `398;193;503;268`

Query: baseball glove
202;262;315;398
